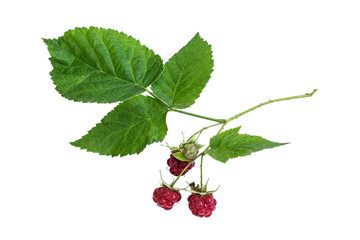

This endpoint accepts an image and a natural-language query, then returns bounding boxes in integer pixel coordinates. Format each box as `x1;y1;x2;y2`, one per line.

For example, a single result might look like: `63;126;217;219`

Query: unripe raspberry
167;154;195;176
153;186;181;210
182;143;199;160
188;193;217;217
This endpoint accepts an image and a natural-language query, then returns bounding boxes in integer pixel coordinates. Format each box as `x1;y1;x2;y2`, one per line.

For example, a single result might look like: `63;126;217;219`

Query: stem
200;155;204;188
170;108;226;124
217;122;227;133
170;158;198;188
187;123;221;142
226;89;317;122
198;123;227;158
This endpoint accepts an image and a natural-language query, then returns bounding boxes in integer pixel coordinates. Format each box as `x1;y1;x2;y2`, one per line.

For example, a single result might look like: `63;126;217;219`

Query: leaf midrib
169;42;209;107
105;112;166;153
61;36;146;90
104;106;167;139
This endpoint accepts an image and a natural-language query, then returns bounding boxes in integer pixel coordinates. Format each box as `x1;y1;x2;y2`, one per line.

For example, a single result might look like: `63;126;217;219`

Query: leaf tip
42;37;50;45
235;126;242;132
192;32;205;42
69;140;79;147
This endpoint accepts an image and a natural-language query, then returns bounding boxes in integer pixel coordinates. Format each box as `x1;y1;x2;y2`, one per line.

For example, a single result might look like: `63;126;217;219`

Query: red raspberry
188;193;217;217
167;154;195;176
153;186;182;210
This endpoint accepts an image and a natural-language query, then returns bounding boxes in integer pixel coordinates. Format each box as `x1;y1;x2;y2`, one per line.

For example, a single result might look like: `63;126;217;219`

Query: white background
1;0;359;239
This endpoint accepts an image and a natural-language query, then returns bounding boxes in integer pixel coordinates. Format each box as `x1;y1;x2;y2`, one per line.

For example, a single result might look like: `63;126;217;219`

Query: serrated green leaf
71;95;168;156
172;151;190;162
151;33;214;109
207;127;288;163
43;27;163;103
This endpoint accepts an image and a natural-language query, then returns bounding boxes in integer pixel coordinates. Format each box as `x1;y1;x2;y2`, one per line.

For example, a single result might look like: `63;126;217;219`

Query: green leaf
71;95;168;156
207;127;288;163
43;27;163;103
151;33;214;109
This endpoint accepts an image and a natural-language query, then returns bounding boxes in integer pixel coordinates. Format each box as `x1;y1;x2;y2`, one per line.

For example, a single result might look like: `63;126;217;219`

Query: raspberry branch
44;28;318;217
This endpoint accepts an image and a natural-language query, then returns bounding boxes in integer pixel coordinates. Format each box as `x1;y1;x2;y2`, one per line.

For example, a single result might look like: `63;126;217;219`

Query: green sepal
186;181;220;196
159;171;186;192
172;151;191;162
196;144;205;149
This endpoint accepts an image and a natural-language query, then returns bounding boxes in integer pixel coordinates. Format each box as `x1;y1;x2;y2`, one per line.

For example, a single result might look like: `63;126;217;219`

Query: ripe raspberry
153;186;182;210
188;193;217;217
167;154;195;176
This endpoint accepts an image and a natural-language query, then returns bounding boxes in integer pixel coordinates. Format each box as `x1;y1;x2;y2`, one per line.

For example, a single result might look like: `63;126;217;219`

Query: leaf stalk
170;108;226;123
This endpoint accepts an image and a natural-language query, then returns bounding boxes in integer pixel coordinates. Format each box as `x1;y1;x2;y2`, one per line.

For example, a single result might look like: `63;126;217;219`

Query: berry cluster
167;154;195;176
152;186;182;210
154;143;217;217
188;194;217;217
153;186;217;217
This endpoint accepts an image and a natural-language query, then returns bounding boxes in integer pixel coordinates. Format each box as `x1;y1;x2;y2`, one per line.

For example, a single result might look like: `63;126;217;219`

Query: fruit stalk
187;123;221;142
170;157;198;188
200;155;204;188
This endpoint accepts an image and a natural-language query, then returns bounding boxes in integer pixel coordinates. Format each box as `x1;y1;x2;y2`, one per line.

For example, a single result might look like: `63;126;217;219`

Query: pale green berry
183;143;199;160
